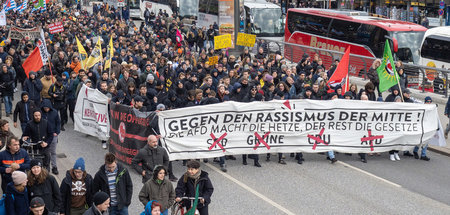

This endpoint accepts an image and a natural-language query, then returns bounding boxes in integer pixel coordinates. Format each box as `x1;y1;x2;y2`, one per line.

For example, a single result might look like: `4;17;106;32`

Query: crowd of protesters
0;0;439;214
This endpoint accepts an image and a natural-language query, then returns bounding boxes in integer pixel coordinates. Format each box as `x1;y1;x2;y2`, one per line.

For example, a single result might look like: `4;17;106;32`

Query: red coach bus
284;8;427;76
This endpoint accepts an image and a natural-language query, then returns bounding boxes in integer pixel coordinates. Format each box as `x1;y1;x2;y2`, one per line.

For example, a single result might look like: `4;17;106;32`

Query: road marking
205;163;296;215
337;161;402;188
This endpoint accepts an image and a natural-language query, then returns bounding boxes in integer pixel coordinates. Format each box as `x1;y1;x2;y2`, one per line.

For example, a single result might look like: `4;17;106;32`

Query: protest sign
236;33;256;47
48;22;64;34
109;103;158;164
214;34;232;50
8;26;41;40
159;100;440;160
74;84;110;141
208;56;219;65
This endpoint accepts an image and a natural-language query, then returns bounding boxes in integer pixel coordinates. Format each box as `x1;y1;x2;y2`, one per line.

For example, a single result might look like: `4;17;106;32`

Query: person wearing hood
385;86;400;102
138;166;175;215
48;77;67;131
132;135;170;183
13;92;37;132
41;99;61;175
24;71;43;107
111;90;130;105
60;158;94;215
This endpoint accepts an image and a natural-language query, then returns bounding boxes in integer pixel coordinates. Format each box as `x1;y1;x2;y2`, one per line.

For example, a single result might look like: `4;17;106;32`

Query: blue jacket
5;182;30;215
0;149;30;190
23;72;43;102
41;99;61;135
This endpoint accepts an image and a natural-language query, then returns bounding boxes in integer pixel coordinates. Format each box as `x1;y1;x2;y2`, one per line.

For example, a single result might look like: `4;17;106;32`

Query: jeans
20;123;27;132
3;96;12;114
327;151;335;159
109;206;128;215
219;156;225;167
50;135;58;169
68;99;76;122
413;144;428;157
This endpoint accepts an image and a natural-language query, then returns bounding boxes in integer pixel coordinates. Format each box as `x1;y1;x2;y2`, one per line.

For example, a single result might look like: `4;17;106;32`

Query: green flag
185;184;200;215
376;40;399;92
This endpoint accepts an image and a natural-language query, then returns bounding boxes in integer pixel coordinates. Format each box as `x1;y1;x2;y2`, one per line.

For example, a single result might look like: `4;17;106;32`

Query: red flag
327;46;351;95
22;47;43;78
176;29;182;43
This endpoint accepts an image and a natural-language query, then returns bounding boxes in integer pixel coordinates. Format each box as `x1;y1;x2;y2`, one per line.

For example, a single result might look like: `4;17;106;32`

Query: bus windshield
128;0;140;9
251;8;284;36
392;31;425;64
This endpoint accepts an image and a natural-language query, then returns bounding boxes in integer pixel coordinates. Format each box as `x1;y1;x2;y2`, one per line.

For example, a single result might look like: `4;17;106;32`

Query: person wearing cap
5;170;29;215
0;136;30;192
13;91;37;132
132;134;170;183
60;157;94;215
27;158;62;214
133;95;148;112
24;71;43;107
138;165;175;215
83;191;110;215
93;153;132;215
0;63;14;116
402;88;414;103
29;196;58;215
40;69;57;100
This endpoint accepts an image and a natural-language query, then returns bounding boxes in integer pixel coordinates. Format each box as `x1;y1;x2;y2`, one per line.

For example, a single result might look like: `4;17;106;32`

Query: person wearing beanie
83;192;110;215
60;157;94;215
0;136;30;192
13;91;37;132
27;158;62;214
138;165;175;214
6;170;29;215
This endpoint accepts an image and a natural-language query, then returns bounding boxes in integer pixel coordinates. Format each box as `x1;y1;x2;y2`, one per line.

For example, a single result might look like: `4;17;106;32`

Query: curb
428;145;450;157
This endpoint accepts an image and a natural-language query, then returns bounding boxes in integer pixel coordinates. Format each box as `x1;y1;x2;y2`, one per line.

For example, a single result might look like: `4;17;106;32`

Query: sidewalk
350;76;450;157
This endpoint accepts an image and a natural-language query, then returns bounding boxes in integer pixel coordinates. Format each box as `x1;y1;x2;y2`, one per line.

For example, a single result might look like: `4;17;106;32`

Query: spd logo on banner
214;34;232;50
236;33;256;47
48;22;64;34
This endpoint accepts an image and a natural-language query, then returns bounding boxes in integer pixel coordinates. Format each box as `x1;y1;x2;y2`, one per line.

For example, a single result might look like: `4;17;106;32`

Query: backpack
0;194;14;215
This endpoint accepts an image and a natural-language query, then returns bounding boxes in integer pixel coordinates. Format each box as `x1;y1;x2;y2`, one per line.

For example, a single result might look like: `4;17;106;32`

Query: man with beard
22;110;53;170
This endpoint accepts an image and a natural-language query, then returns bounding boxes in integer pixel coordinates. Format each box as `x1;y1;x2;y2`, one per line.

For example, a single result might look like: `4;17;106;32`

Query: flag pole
395;68;404;102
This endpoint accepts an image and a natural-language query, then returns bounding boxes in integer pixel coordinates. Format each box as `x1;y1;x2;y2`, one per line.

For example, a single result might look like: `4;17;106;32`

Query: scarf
186;169;202;185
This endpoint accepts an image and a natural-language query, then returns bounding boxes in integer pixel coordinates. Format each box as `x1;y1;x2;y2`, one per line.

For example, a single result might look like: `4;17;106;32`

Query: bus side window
287;12;330;37
329;19;360;43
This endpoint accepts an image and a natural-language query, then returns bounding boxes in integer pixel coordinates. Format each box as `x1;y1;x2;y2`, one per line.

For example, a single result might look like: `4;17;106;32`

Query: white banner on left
74;85;110;140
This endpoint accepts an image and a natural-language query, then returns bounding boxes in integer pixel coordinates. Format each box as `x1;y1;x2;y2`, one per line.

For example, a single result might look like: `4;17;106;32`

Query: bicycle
171;197;204;215
21;139;46;161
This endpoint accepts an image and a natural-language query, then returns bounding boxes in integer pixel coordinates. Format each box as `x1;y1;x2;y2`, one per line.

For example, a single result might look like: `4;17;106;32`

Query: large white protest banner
74;84;110;140
159;99;441;160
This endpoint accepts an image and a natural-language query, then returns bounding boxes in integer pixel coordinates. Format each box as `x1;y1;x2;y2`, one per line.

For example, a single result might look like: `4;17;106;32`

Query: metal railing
254;38;450;97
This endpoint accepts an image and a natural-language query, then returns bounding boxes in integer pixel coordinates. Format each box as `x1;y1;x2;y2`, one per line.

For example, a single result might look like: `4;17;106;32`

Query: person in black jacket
22;109;53;170
27;159;62;214
131;135;169;183
23;71;43;107
175;160;214;215
48;77;67;131
13;92;37;132
60;157;94;215
0;63;15;116
41;99;61;175
93;153;132;215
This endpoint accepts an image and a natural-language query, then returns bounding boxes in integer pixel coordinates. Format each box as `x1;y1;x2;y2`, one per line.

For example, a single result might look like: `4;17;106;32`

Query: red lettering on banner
360;129;384;151
109;138;139;156
83;108;107;123
307;128;328;150
209;133;227;152
48;22;64;34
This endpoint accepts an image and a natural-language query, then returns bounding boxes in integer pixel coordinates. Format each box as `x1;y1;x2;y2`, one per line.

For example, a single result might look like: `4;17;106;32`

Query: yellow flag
104;35;114;70
0;40;5;47
76;36;88;70
85;38;103;69
260;78;265;88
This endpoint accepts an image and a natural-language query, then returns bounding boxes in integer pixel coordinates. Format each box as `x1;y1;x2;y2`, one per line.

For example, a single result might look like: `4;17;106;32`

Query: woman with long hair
27;159;62;214
0;119;14;150
139;166;175;215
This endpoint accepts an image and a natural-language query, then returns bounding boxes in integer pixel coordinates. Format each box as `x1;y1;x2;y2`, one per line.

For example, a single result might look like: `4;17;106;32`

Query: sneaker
102;142;107;149
297;159;303;164
390;154;396;161
13;88;17;93
331;158;337;164
52;167;59;175
361;158;367;163
278;160;286;165
227;155;237;160
420;156;430;161
290;153;295;158
403;151;414;157
394;153;401;161
203;159;208;163
413;151;419;159
213;158;219;163
5;113;10;117
243;160;247;165
220;165;227;172
266;156;270;162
